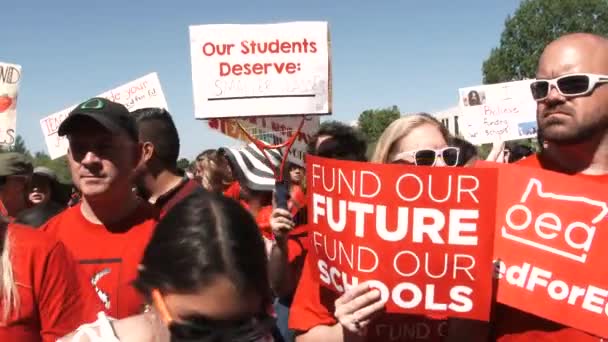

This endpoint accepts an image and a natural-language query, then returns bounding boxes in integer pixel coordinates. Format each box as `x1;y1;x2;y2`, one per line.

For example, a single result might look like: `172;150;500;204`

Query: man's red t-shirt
41;201;157;319
0;224;101;342
493;154;608;341
288;253;448;341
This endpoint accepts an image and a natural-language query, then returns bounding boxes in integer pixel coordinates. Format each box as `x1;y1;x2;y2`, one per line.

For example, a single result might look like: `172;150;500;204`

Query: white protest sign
40;72;168;159
458;80;537;145
0;62;22;145
207;115;320;166
189;21;331;118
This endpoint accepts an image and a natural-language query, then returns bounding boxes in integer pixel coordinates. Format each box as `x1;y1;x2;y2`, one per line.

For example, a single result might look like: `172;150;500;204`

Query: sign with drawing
458;80;537;145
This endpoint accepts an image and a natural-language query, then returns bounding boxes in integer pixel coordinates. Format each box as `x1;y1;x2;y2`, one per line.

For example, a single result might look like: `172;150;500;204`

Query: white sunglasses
530;73;608;101
391;147;460;167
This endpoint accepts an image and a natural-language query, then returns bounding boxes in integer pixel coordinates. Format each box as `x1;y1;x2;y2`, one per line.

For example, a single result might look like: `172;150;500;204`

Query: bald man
494;33;608;341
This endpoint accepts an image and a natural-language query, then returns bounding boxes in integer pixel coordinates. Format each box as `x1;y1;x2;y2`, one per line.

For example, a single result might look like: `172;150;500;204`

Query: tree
8;135;31;157
177;158;190;171
357;105;401;143
482;0;608;84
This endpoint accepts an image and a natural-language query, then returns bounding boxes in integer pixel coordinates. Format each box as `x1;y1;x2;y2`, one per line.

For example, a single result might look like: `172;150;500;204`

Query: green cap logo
80;98;105;110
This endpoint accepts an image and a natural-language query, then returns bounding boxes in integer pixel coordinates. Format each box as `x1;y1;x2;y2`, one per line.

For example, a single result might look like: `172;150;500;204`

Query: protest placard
458;80;537;145
0;62;22;145
189;22;331;118
306;155;497;321
40;72;168;159
493;165;608;337
207;115;320;166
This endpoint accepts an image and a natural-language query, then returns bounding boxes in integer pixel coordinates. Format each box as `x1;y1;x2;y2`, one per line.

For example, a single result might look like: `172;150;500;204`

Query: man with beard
493;33;608;341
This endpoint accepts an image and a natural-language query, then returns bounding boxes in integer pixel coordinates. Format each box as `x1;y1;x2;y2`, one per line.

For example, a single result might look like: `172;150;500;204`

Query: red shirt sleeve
223;181;241;201
34;239;102;341
288;254;338;332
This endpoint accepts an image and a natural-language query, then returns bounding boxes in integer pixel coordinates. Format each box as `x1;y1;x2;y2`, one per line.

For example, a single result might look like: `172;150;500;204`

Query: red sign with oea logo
306;155;497;321
493;165;608;337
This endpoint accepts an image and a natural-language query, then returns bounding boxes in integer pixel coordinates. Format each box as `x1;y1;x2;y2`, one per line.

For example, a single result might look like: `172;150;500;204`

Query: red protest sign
306;155;497;321
494;165;608;337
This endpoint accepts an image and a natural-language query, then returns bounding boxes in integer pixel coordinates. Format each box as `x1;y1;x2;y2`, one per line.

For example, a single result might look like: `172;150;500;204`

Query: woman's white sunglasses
391;147;460;167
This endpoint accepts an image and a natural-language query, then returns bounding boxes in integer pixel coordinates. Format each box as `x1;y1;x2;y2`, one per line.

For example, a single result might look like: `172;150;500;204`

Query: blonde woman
195;149;233;193
286;114;468;342
371;113;459;166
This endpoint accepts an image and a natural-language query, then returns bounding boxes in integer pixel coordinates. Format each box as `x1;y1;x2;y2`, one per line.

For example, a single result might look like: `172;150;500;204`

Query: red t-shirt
223;181;241;201
289;253;448;341
0;224;101;342
41;201;158;319
493;154;608;341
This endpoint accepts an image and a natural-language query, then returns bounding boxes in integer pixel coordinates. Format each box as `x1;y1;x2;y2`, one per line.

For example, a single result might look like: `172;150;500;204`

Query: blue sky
4;0;521;159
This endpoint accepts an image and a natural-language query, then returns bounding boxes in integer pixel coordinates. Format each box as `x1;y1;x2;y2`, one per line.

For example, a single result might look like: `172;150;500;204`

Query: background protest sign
458;79;537;145
306;155;497;321
189;21;331;118
493;165;608;337
0;62;22;145
40;72;168;159
207;115;320;166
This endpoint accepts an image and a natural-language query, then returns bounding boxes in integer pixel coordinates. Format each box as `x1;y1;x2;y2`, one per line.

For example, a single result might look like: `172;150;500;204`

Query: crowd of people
0;32;606;342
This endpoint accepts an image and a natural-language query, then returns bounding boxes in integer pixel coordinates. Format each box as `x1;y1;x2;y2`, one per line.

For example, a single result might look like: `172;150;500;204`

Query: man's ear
141;141;154;163
135;141;154;170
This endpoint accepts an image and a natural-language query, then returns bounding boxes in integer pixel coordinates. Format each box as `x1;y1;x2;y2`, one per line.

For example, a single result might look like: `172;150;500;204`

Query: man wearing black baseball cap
42;97;158;319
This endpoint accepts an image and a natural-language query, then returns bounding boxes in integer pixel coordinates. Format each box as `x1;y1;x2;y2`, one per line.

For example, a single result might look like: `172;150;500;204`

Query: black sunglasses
530;73;608;101
168;313;276;342
391;147;460;167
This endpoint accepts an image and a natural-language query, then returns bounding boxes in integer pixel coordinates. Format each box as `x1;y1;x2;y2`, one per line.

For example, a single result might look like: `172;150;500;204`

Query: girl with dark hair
61;191;278;342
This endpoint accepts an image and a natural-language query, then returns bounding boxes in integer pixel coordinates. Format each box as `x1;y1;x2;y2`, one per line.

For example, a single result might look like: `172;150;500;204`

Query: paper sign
189;22;331;118
207;115;320;166
306;155;497;321
458;80;537;145
0;62;22;145
40;73;168;159
493;165;608;337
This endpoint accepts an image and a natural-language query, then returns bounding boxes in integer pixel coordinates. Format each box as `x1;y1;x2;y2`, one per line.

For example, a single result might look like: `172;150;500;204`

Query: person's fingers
336;287;381;318
335;283;371;307
271;208;292;218
273;217;295;227
351;294;386;322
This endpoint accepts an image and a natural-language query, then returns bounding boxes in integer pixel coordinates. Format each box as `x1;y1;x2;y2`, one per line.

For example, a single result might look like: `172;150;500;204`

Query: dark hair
506;142;534;163
133;191;271;305
468;90;481;106
307;121;367;162
132;108;180;169
14;201;64;228
449;137;478;166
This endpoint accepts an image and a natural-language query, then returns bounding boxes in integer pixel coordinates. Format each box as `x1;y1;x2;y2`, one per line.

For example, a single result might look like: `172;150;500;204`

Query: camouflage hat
0;153;33;177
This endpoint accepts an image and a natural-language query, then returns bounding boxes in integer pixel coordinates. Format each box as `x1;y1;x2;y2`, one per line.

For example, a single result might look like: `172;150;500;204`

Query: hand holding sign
334;282;386;336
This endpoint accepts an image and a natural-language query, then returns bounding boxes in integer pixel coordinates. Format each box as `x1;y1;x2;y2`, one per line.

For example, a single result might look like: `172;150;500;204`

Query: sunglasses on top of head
530;73;608;101
391;147;460;167
151;289;275;342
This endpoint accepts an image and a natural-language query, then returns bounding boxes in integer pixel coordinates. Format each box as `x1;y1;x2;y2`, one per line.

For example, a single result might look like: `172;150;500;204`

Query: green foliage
483;0;608;84
9;135;30;156
357;105;401;143
0;136;72;184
